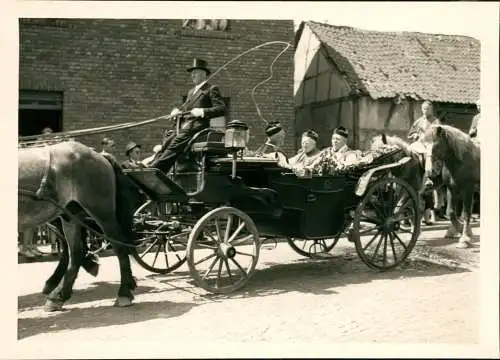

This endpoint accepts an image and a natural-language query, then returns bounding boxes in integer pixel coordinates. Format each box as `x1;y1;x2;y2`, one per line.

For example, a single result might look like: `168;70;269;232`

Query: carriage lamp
225;120;249;179
224;120;249;151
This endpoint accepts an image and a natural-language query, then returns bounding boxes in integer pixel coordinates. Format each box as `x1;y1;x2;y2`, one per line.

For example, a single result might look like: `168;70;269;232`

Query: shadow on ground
18;298;194;340
18;281;157;311
150;244;473;302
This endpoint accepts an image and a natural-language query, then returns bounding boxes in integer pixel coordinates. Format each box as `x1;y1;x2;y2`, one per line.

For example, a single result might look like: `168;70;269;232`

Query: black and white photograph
3;1;499;358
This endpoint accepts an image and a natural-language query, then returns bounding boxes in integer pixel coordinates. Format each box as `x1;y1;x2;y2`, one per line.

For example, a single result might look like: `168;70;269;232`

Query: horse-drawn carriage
124;120;421;294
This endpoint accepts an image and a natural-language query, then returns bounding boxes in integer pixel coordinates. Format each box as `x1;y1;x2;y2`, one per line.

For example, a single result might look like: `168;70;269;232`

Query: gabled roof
297;21;480;104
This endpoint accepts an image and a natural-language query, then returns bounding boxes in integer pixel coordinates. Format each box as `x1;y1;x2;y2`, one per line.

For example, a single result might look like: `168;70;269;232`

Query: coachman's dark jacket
181;82;226;125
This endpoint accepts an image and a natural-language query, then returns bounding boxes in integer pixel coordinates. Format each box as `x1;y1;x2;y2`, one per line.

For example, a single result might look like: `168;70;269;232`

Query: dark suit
150;82;226;173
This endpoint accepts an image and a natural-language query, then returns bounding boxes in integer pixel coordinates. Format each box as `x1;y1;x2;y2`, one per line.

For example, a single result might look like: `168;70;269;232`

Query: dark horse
18;140;138;311
421;124;480;248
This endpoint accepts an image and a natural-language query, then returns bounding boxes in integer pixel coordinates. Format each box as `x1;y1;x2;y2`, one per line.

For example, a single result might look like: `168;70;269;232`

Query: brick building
294;21;480;150
19;19;295;161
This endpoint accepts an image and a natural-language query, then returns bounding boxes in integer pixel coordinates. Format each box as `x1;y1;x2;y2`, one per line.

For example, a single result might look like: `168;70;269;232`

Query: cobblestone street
16;228;483;357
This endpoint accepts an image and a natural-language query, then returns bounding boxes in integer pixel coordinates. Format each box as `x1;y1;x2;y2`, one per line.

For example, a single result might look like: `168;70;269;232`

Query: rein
18;41;292;144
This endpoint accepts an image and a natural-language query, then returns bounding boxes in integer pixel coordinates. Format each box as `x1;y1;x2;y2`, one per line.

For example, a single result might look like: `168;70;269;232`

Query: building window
182;19;229;31
18;90;63;136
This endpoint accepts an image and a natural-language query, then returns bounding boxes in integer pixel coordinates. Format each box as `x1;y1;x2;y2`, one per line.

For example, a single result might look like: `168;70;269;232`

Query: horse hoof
456;239;471;249
44;299;64;312
113;297;133;307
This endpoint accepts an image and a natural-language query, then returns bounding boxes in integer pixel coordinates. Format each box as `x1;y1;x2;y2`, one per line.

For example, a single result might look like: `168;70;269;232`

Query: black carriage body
125;155;361;240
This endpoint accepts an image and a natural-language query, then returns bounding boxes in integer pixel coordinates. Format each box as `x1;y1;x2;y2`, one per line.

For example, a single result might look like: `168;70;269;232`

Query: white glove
190;108;204;118
170;108;181;116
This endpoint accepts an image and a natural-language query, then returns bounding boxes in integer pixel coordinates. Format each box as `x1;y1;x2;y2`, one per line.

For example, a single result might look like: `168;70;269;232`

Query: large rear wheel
352;176;421;270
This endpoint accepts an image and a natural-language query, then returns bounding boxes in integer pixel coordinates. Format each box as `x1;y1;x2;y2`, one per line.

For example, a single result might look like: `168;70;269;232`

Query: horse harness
19;145;57;202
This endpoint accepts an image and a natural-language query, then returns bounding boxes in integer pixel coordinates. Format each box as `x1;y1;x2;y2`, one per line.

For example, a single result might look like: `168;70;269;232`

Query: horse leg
44;219;84;312
445;187;461;239
42;237;69;295
457;191;474;248
98;222;136;307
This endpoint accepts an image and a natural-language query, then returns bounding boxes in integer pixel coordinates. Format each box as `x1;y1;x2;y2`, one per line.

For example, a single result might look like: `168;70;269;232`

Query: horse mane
426;124;479;162
373;134;419;158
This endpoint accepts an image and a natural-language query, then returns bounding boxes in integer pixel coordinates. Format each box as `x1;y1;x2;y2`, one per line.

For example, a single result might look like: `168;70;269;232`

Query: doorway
18;90;63;137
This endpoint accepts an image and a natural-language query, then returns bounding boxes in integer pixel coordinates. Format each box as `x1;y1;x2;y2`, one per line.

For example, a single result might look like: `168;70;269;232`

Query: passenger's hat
333;126;348;139
187;58;211;75
303;129;319;141
265;122;283;137
125;141;141;156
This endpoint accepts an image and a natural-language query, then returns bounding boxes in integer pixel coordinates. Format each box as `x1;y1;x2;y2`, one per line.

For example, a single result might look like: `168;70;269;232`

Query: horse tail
101;154;138;248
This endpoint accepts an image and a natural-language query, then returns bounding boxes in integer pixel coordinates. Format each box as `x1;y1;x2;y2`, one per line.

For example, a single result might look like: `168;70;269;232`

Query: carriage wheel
131;200;188;274
352;177;420;271
286;233;341;258
186;206;260;294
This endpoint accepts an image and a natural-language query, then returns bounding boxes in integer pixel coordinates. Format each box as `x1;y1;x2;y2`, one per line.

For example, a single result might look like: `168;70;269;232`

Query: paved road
17;228;481;355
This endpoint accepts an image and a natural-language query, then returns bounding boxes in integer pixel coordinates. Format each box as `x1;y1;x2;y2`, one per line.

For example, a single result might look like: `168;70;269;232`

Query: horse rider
283;129;321;170
408;100;443;224
149;58;226;174
121;141;143;169
468;100;480;141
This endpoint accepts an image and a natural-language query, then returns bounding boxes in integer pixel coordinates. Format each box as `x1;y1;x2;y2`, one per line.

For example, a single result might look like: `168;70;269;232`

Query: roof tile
305;21;480;104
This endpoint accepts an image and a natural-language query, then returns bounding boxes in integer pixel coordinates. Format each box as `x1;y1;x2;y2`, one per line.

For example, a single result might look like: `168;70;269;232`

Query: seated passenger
283;129;321;170
308;126;361;171
250;121;288;167
121;141;144;169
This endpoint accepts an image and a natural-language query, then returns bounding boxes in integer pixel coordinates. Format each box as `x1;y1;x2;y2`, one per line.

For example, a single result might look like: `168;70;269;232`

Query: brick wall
19;19;295;161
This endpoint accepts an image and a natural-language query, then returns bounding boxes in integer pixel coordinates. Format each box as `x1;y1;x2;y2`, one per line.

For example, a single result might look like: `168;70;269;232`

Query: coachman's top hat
187;58;211;75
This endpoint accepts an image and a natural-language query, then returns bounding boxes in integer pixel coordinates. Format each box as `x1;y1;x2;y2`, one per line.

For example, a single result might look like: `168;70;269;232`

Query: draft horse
18;140;138;311
421;124;480;248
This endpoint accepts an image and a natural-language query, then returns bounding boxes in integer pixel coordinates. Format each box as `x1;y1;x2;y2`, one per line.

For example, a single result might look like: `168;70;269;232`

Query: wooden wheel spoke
392;232;408;251
389;232;398;263
194;252;216;266
235;250;255;258
301;239;309;250
382;233;388;266
360;214;381;225
362;229;382;252
393;196;411;216
166;242;184;262
196;242;218;250
224;258;234;284
151;241;162;267
202;256;220;280
214;218;223;242
163;244;170;269
224;214;234;243
215;258;224;289
370;232;384;262
230;234;254;246
359;224;383;236
227;222;246;244
202;230;218;244
230;257;248;279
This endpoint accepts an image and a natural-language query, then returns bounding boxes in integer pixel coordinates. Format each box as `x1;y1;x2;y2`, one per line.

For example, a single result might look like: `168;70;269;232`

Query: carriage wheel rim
352;177;420;270
186;206;260;294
